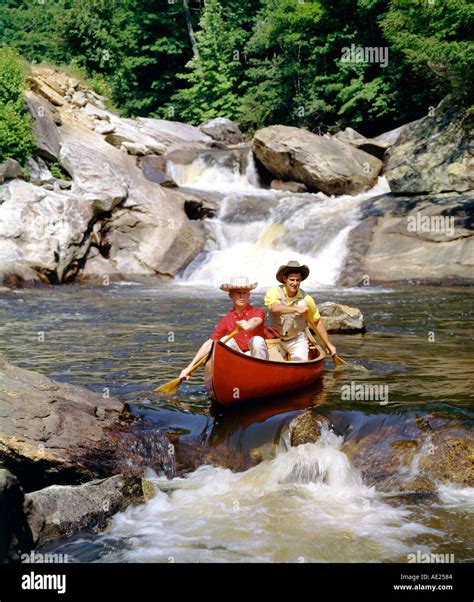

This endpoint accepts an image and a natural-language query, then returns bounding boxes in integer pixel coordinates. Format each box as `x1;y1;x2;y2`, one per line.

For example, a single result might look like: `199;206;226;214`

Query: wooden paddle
307;317;346;367
154;327;241;394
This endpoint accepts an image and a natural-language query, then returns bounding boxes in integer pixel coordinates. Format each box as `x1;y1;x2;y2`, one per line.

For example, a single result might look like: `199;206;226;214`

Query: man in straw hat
180;275;269;380
264;260;337;361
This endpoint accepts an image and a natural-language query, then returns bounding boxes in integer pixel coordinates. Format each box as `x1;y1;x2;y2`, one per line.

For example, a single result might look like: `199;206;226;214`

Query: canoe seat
266;338;288;362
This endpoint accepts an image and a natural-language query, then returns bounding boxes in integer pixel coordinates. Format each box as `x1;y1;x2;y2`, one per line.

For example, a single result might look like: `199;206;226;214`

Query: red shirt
211;304;265;352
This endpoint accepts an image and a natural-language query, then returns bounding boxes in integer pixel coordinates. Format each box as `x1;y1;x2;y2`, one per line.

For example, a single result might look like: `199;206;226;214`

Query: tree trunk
183;0;200;61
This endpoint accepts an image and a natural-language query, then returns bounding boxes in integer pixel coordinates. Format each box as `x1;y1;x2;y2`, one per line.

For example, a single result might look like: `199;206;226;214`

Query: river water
1;149;472;564
0;283;472;563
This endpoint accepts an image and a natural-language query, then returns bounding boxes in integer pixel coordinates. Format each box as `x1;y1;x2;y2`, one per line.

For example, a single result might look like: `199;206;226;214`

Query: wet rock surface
26;475;146;545
0;355;174;490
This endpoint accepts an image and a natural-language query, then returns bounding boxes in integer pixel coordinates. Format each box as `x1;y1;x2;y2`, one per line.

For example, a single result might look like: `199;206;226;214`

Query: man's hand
295;304;308;315
180;367;191;380
326;342;337;357
236;319;252;331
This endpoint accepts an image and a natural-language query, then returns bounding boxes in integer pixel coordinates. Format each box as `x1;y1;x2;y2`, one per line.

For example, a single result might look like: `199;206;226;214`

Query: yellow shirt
264;286;320;324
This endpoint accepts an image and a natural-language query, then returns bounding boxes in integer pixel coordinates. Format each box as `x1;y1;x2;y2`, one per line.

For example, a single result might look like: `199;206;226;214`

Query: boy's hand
236;319;251;331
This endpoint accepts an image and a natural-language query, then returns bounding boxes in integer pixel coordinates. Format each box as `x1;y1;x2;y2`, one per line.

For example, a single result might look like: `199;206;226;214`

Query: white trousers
280;331;309;361
222;335;269;360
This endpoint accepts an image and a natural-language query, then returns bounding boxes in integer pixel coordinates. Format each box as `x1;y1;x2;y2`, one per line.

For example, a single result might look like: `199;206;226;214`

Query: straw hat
220;275;257;292
276;260;310;283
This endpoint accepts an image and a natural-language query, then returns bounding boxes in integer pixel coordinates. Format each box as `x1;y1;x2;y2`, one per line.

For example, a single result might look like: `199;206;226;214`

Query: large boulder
104;115;213;157
253;125;382;195
384;100;473;194
199;117;244;146
26;475;146;545
342;413;474;494
288;410;473;495
339;191;474;285
0;355;174;490
0;179;94;283
0;115;205;284
319;302;366;333
24;90;61;161
333;127;390;160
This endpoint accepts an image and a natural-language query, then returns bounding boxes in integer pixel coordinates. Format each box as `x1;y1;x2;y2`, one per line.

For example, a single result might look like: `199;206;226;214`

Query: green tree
171;0;251;124
0;47;34;164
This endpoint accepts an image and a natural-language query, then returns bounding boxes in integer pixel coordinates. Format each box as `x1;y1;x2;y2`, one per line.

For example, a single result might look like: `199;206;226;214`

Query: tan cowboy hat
276;260;310;283
220;275;257;292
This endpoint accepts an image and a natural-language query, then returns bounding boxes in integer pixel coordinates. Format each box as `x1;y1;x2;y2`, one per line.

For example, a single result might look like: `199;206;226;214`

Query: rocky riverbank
0;66;472;288
0;354;173;561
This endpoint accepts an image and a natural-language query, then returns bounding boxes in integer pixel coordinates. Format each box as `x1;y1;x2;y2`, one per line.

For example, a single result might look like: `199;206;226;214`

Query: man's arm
180;339;213;380
270;302;307;316
313;319;337;357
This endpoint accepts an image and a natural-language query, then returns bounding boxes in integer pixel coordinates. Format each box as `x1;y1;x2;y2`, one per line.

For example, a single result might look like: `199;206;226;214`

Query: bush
0;47;34;164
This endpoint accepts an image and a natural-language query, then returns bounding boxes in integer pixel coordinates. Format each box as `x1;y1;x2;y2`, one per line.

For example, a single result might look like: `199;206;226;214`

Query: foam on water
104;425;437;563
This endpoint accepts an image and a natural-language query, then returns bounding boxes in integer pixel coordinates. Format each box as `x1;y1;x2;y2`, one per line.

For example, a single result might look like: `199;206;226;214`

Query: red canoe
204;339;325;406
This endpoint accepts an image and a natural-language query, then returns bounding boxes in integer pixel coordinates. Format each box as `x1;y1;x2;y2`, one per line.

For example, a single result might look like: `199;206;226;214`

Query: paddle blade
333;354;346;367
154;377;183;394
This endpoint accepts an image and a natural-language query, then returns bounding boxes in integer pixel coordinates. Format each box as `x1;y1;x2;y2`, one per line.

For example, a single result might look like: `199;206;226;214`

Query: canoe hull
205;341;325;406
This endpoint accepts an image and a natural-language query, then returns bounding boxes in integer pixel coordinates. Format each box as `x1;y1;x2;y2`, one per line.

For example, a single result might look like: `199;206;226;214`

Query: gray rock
83;102;110;121
0;355;132;489
339;191;474;285
0;158;23;183
94;122;116;135
71;91;88;108
138;155;176;187
384;99;473;194
199;117;244;145
333;127;390;160
26;475;145;545
0;468;36;561
25;156;54;185
121;141;152;156
253;125;382;195
271;179;308;193
319;302;366;333
25;91;61;161
373;120;420;147
0;179;95;282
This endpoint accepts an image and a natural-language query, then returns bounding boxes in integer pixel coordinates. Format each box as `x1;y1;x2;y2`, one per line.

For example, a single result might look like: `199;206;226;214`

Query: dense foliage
0;46;34;164
0;0;471;136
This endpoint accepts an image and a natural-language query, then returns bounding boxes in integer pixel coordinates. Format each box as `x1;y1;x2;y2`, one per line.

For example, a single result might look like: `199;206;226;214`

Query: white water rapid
168;149;390;288
105;425;437;563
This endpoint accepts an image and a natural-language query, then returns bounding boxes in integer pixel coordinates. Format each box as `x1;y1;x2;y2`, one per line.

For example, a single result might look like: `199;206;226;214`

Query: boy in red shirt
180;276;268;380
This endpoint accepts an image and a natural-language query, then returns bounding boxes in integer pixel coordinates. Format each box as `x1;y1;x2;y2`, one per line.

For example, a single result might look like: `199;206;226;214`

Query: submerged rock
253;125;382;195
341;413;474;494
289;412;333;447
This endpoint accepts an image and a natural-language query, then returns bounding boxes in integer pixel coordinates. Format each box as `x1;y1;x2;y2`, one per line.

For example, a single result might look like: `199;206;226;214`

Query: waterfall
167;148;390;288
